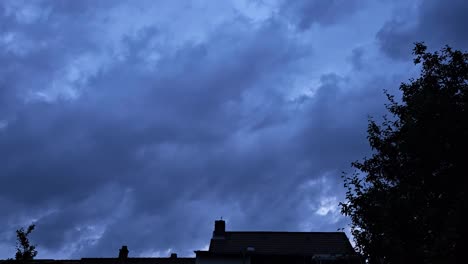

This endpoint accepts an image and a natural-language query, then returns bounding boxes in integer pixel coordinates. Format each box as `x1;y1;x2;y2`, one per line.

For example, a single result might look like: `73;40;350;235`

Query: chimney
119;245;129;259
170;253;177;258
213;219;225;238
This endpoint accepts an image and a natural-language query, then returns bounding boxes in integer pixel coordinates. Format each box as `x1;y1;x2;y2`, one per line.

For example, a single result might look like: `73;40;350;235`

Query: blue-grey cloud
377;0;468;59
0;0;455;260
280;0;366;30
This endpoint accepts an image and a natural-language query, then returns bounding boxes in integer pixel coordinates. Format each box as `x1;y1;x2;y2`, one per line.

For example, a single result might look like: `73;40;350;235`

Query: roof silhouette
207;231;356;256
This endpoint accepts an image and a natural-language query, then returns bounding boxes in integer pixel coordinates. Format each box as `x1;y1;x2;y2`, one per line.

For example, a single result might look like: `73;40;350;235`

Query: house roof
80;258;195;264
0;258;194;264
207;231;356;256
0;261;80;264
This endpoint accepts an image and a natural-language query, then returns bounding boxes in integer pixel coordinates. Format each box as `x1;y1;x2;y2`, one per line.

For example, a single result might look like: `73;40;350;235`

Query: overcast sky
1;0;467;259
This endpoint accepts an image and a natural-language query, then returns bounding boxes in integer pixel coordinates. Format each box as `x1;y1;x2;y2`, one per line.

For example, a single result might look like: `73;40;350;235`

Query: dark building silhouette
195;220;361;264
0;250;194;264
0;220;360;264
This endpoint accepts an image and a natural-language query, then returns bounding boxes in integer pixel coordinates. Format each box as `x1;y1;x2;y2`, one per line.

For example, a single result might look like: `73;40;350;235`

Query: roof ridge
81;257;195;259
225;231;346;234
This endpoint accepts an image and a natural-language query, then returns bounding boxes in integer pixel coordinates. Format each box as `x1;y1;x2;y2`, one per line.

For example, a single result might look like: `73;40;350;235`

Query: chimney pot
213;219;226;238
119;245;129;259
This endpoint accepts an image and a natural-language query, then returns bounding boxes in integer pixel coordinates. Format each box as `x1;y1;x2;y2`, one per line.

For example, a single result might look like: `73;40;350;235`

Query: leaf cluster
15;224;37;261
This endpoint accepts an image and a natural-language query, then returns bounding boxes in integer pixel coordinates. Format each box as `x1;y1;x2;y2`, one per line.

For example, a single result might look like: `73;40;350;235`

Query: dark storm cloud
0;0;435;260
377;0;468;60
280;0;365;30
349;47;365;71
1;4;327;256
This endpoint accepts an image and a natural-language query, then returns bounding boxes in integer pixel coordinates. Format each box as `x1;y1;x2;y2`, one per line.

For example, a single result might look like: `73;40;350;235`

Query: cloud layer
1;0;467;259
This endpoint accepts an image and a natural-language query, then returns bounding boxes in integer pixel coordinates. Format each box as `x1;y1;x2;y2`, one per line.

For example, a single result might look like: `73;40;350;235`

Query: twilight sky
1;0;467;259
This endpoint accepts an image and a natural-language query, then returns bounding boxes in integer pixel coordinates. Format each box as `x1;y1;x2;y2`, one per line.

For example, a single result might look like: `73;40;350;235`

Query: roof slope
80;258;195;264
0;259;194;264
209;232;356;256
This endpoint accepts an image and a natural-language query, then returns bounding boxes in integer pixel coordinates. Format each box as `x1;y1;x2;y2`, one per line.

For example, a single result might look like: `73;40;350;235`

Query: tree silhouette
341;43;468;264
15;224;37;261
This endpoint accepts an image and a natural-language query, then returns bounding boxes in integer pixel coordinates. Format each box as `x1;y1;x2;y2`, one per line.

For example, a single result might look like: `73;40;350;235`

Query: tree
341;43;468;264
15;224;38;261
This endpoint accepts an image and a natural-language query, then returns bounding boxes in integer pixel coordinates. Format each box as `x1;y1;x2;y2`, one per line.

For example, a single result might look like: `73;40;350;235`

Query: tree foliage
341;43;468;264
15;224;37;261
